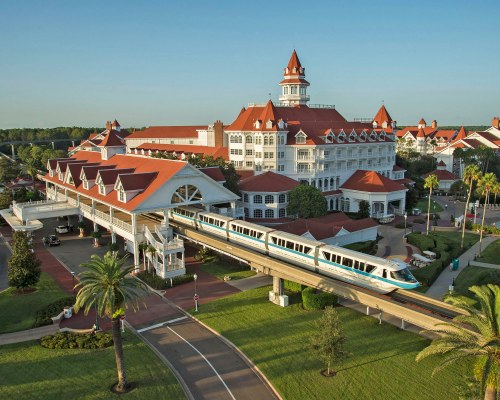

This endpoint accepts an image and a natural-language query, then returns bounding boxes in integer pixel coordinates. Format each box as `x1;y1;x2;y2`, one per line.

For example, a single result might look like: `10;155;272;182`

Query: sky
1;0;499;129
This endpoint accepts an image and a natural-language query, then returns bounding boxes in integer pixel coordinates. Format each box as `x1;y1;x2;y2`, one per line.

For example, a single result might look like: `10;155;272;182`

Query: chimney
105;121;112;131
214;120;224;148
431;120;437;129
492;117;500;129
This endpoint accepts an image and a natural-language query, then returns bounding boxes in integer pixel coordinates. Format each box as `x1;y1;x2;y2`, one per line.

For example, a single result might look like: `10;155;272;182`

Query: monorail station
6;147;240;278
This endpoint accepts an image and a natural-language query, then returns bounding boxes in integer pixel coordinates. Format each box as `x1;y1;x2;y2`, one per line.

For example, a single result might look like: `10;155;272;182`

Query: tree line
0;127;100;144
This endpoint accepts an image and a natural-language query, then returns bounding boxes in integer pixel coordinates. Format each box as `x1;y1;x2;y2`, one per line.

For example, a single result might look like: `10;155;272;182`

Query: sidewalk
425;235;497;299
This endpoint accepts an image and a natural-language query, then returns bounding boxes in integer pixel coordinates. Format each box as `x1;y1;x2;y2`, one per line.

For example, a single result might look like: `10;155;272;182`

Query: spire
373;105;393;129
279;50;310;106
416;127;426;138
418;118;426;129
454;126;467;142
257;100;281;130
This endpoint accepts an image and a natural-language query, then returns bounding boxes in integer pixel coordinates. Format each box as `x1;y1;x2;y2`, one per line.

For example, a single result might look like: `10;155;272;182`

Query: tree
0;158;19;184
7;231;41;290
287;184;327;218
146;244;156;272
424;174;440;235
476;173;497;257
74;252;148;393
0;190;13;209
357;200;370;218
416;285;500;400
310;306;348;376
461;165;482;249
492;182;500;206
405;187;418;211
138;242;148;271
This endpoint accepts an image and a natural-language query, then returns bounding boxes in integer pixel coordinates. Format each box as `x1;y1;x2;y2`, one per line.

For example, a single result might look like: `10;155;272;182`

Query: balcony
296;155;315;162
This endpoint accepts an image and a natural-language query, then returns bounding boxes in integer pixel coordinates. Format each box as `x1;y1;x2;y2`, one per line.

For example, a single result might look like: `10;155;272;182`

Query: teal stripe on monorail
228;230;265;244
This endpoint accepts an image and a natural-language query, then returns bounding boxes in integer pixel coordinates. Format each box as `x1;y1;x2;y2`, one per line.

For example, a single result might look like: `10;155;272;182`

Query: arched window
254;195;262;204
243;193;248;202
324;178;328;188
340;197;345;211
279;194;286;203
318;180;322;188
265;195;274;204
330;199;334;210
330;178;334;188
291;86;297;95
265;209;274;219
345;198;350;212
279;208;286;218
283;87;288;95
264;136;269;146
238;135;243;143
246;136;253;144
254;209;263;218
171;184;202;204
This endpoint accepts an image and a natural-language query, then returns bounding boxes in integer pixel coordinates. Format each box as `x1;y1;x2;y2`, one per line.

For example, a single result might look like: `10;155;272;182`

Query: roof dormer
295;130;307;144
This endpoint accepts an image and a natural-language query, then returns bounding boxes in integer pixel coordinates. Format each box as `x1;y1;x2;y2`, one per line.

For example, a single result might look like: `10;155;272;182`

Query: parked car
55;225;70;234
412;208;422;216
45;235;61;246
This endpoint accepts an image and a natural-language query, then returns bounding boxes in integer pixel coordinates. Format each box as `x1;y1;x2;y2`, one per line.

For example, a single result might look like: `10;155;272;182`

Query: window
265;209;274;218
98;184;106;195
246;149;253;156
255;137;262;145
243;193;249;202
254;195;262;204
278;151;285;159
296;133;306;144
246;136;253;144
324;150;330;158
245;161;253;167
283;86;288;95
269;136;274;145
278;164;284;172
264;152;274;159
244;208;249;218
230;149;243;155
118;190;125;202
291;86;297;95
83;181;89;190
279;208;286;218
264;136;269;145
189;140;193;144
254;209;263;218
265;195;274;204
255;152;262;158
279;194;286;203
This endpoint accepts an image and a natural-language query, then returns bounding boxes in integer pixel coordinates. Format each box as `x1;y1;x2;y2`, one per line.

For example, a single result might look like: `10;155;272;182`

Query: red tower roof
373;105;393;126
454;126;467;142
419;118;426;125
416;127;426;138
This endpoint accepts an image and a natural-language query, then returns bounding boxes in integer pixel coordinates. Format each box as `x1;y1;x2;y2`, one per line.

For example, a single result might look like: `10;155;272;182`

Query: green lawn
200;260;257;280
0;331;186;399
430;231;479;249
0;272;67;334
342;240;375;254
416;199;444;213
193;286;469;400
452;266;500;296
476;239;500;264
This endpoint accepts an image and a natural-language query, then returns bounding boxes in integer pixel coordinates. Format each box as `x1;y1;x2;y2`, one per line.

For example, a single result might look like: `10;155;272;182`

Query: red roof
81;164;116;180
236;170;255;180
437;160;446;166
287;50;302;72
126;126;205;139
44;151;188;212
239;171;299;192
322;189;342;196
98;168;135;185
341;170;406;193
67;162;100;186
257;100;280;130
118;172;157;191
98;130;125;147
276;212;377;240
278;77;310;85
392;165;405;171
199;167;225;183
423;169;458;181
419;118;426;125
135;143;229;161
373;105;393;126
416;127;426;138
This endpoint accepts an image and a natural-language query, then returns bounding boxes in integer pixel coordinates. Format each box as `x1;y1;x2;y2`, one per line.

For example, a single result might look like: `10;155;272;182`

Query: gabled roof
423;169;458;181
199;167;225;183
135;143;229;161
341;170;406;193
98;130;125;147
257;100;280;130
66;162;100;186
416;127;426;138
437;160;446;166
373;105;393;126
453;126;468;142
419;118;426;125
97;168;135;185
392;165;405;171
125;126;205;139
239;171;299;192
81;165;116;181
287;50;302;72
117;172;157;191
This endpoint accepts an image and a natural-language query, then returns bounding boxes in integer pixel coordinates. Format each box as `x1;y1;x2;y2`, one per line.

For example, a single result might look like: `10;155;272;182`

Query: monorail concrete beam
269;276;288;307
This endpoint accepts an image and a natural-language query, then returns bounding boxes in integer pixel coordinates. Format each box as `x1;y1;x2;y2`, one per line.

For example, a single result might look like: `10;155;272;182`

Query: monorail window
322;252;331;262
335;255;342;264
304;246;311;254
271;236;277;244
365;264;376;273
295;244;303;253
342;258;353;268
286;241;294;250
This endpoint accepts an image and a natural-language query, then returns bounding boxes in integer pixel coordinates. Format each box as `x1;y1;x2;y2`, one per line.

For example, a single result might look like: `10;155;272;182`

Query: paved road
0;236;10;290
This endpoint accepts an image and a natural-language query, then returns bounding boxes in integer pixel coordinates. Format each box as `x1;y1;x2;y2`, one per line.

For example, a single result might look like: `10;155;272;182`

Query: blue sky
1;1;498;128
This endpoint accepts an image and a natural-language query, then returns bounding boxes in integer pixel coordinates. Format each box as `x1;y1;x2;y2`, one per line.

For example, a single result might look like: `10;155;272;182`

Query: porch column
45;181;49;199
109;207;114;230
384;201;388;216
133;240;140;271
111;232;116;244
162;210;169;227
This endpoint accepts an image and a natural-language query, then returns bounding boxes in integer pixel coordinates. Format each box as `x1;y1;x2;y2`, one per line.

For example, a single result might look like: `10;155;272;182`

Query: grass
193;286;469;400
342;241;376;254
476;239;500;264
0;331;186;399
452;266;500;296
416;199;444;213
431;231;479;249
0;272;67;334
200;260;257;280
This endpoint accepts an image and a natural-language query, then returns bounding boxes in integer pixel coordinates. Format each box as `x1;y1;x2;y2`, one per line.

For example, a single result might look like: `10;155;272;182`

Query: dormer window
278;119;285;129
83;180;89;190
337;132;346;143
348;132;356;142
118;189;126;203
326;131;334;143
98;183;106;195
295;131;307;144
266;120;273;129
359;132;367;142
255;120;261;129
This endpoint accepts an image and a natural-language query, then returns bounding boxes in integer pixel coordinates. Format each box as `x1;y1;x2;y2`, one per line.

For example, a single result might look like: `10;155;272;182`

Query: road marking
167;326;237;400
137;316;187;333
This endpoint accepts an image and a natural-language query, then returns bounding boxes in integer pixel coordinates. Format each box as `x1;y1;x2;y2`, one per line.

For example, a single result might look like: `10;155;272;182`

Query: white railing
67;197;78;206
80;203;92;213
94;209;110;222
14;199;55;207
112;217;133;233
296;155;315;161
164;238;183;251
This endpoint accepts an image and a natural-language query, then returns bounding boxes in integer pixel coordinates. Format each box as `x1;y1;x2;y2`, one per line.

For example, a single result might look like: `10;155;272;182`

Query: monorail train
169;206;419;293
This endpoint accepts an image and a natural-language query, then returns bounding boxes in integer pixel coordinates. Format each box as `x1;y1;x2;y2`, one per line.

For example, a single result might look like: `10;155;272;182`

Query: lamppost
404;212;408;237
71;271;75;297
193;273;198;312
93;293;100;331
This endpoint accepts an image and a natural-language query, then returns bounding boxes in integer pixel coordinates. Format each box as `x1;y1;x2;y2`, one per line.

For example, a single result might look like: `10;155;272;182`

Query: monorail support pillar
366;306;370;315
400;319;405;330
269;276;289;307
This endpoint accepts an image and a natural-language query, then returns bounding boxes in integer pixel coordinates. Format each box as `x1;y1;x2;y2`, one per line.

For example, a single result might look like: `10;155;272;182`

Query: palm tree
492;182;500;207
22;158;38;190
461;165;482;249
416;285;500;400
146;244;157;273
477;173;498;256
138;242;148;271
424;174;440;235
74;252;148;393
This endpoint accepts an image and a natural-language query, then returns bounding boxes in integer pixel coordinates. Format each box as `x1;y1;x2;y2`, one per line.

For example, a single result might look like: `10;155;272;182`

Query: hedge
412;259;443;286
407;232;435;251
284;280;306;292
301;287;338;310
40;332;113;349
471;223;500;235
394;222;413;229
136;271;194;290
33;296;75;328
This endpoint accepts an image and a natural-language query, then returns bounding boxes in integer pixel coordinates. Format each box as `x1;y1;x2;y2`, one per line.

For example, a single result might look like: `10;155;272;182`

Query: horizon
1;1;499;129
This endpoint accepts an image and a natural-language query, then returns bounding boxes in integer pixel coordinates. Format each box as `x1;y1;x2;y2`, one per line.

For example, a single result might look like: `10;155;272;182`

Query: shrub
40;332;113;350
302;287;337;310
413;260;443;286
284;280;306;292
407;232;435;251
470;223;500;235
413;218;425;224
33;296;75;328
394;222;413;229
136;271;195;290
